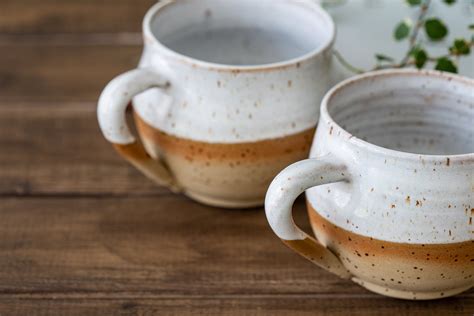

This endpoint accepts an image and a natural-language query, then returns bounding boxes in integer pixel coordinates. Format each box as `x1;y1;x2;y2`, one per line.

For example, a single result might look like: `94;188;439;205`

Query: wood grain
0;0;155;34
0;296;472;316
0;45;142;102
0;196;349;295
0;102;162;196
0;196;472;316
1;1;472;314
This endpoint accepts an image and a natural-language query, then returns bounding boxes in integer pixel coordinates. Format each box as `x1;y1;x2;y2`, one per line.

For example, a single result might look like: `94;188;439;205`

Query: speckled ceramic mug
98;0;335;208
265;69;473;300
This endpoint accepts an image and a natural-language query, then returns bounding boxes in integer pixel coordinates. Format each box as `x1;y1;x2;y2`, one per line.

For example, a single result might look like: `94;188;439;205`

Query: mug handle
265;156;351;279
98;68;181;192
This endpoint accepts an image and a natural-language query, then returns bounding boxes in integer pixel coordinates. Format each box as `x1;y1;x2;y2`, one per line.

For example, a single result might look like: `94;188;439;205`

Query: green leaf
435;57;457;73
394;19;412;41
425;18;448;41
469;24;474;31
375;54;395;63
411;47;428;69
443;0;456;4
406;0;422;6
450;38;471;55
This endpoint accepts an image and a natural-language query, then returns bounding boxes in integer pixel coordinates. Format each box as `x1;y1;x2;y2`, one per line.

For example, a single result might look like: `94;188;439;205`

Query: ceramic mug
265;69;473;300
97;0;335;208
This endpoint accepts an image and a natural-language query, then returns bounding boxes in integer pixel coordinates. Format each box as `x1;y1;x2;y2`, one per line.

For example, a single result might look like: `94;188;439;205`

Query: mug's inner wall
150;0;332;65
327;74;474;155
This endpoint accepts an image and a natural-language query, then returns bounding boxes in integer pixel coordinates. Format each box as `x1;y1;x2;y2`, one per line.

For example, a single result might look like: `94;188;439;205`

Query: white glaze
98;69;168;144
265;156;346;240
129;0;335;143
266;69;474;244
97;0;336;207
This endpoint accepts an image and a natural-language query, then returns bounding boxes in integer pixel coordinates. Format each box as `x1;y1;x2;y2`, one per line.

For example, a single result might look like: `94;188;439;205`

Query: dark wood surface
0;2;472;315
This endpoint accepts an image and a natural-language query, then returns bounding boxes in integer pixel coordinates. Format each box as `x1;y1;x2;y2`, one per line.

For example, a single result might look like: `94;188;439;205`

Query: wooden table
0;1;472;315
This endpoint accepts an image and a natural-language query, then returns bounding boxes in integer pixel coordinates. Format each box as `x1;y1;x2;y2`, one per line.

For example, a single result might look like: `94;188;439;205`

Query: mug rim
142;0;336;72
320;68;474;162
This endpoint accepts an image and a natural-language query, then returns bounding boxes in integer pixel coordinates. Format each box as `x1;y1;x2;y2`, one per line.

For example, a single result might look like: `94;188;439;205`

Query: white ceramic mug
266;69;473;300
98;0;335;208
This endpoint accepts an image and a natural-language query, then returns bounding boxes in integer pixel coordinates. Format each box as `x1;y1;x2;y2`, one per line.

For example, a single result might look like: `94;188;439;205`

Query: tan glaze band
307;201;473;299
134;113;316;207
283;237;352;280
135;114;315;162
113;142;181;193
307;202;474;266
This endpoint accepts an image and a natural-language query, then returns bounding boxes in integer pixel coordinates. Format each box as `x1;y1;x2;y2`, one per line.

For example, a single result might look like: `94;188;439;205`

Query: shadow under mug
266;69;473;300
97;0;335;208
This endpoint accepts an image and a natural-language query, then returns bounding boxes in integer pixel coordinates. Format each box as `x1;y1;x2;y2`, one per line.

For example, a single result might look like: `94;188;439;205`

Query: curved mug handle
98;68;181;192
265;156;351;279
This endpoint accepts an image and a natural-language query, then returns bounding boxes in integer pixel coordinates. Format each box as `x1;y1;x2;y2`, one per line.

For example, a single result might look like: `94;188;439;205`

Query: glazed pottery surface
265;69;473;300
98;0;335;208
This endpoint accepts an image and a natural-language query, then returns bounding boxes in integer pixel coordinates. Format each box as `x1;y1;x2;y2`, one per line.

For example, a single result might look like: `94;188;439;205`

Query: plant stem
334;0;431;73
396;0;431;67
333;0;471;74
333;50;365;74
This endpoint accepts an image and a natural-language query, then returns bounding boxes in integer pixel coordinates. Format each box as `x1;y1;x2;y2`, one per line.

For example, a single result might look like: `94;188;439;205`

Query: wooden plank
0;296;472;316
0;196;351;295
0;45;142;102
0;196;472;314
0;0;155;34
0;102;161;195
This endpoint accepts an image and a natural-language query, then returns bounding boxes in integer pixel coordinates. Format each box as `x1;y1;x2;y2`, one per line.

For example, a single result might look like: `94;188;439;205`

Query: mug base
352;278;472;300
185;191;263;209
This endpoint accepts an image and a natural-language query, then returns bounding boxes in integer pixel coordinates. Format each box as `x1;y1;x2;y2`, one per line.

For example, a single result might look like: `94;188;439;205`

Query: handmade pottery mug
98;0;335;208
265;69;473;300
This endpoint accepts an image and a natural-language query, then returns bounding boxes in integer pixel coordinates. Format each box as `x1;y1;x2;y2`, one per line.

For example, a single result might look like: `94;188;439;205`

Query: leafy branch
334;0;473;74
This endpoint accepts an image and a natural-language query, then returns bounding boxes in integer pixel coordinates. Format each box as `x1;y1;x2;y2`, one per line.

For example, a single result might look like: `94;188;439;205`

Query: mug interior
325;71;473;156
148;0;334;66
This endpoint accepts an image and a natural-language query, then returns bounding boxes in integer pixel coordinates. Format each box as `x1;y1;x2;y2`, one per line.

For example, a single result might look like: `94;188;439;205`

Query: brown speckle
406;196;411;204
288;80;292;87
446;158;450;166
